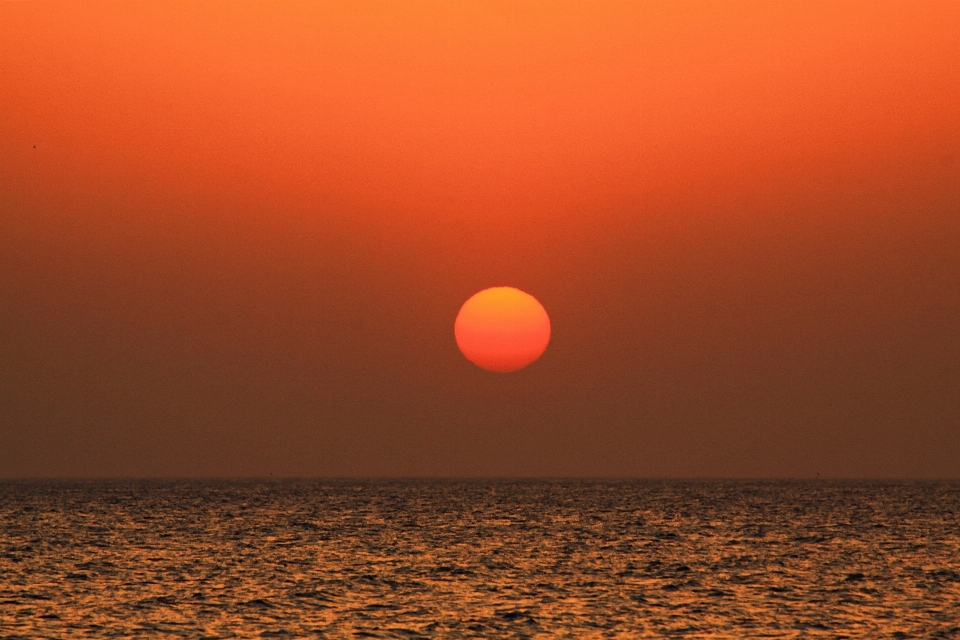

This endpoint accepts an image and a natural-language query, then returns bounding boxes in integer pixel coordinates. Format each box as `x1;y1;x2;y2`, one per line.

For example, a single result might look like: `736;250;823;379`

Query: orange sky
2;1;959;477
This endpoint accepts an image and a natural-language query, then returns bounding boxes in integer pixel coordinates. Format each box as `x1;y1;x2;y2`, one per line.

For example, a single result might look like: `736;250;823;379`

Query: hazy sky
2;1;959;478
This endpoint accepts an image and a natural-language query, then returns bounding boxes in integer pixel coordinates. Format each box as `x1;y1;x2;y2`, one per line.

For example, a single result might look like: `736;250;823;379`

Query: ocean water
1;480;959;639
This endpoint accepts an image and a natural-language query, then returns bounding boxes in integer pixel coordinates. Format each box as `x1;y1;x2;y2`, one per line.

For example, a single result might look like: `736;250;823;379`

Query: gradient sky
2;1;959;478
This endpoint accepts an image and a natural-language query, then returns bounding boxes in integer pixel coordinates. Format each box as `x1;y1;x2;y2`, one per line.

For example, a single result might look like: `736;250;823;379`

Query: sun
455;287;551;373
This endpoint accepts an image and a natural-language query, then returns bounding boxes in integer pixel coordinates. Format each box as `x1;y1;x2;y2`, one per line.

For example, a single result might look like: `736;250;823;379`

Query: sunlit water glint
1;480;959;638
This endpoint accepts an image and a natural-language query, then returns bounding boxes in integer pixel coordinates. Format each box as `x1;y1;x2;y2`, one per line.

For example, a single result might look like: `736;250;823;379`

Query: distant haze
1;1;959;477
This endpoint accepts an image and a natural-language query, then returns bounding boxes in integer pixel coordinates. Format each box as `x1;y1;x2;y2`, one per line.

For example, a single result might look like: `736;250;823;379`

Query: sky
2;1;959;478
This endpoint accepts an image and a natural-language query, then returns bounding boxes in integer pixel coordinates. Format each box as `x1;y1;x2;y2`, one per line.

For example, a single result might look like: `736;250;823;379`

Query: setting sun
455;287;551;373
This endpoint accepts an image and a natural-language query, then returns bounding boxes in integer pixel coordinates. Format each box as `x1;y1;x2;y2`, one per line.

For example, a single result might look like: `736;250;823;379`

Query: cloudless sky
2;1;959;477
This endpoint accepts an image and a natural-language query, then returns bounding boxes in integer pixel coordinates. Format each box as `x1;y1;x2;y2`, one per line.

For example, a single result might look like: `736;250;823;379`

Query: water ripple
1;480;958;638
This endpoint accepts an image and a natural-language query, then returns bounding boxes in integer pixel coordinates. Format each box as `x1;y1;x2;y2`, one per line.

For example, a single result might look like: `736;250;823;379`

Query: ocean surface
1;480;959;639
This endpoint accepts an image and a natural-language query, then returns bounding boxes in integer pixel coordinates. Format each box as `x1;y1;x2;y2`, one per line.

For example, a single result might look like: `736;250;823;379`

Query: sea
1;480;958;638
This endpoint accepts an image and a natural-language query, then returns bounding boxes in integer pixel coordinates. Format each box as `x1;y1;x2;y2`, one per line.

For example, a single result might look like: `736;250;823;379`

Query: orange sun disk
455;287;551;373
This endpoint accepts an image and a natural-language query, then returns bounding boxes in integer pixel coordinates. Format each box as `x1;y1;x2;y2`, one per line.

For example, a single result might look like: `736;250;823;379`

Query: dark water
1;480;959;638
